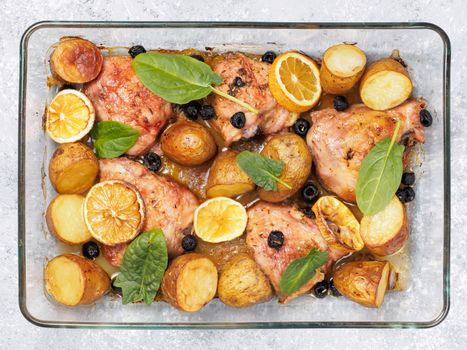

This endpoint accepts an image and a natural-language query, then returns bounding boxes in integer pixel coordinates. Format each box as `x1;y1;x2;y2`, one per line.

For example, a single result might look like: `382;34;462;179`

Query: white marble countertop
1;0;466;348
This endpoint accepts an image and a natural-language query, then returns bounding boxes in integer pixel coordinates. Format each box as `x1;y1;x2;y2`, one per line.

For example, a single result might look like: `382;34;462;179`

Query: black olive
301;183;319;204
233;76;246;87
143;152;162;172
333;95;349;111
261;51;277;64
230;112;246;129
111;274;122;296
299;207;315;219
401;172;415;186
82;241;100;260
313;280;329;298
293;118;310;137
268;230;284;250
128;45;146;58
199;105;215;120
182;235;197;252
419;109;433;127
183;101;201;120
190;54;205;62
396;187;415;203
329;279;341;297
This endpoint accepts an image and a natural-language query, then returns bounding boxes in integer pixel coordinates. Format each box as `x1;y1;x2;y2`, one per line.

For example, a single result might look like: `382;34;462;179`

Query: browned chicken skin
210;52;298;145
84;56;173;156
307;99;425;202
99;158;198;259
246;202;329;303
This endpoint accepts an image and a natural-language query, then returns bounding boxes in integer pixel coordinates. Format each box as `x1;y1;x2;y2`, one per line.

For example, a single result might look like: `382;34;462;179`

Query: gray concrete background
1;0;465;348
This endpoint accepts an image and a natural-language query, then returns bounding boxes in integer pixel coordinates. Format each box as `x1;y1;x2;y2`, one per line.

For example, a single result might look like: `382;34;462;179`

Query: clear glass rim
18;21;451;329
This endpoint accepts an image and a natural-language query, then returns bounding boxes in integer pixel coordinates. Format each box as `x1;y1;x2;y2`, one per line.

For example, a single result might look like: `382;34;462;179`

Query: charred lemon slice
46;89;95;143
269;52;322;113
312;196;363;253
194;197;247;243
83;180;145;245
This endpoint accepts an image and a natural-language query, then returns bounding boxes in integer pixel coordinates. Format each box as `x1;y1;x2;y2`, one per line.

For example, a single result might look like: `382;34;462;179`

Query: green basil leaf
279;248;329;295
132;52;223;104
236;151;291;191
91;121;139;158
114;229;168;305
356;121;405;215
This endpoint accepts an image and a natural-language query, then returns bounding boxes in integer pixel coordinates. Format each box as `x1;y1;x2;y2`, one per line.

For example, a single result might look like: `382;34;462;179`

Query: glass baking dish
18;21;451;329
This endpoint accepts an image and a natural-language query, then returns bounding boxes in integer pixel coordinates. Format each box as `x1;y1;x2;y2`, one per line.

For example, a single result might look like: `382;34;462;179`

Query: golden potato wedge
161;253;218;312
333;260;390;308
218;254;272;308
49;142;99;194
206;150;255;198
320;44;367;94
361;196;408;256
258;133;312;202
50;37;103;84
46;194;91;245
161;121;217;166
360;58;413;110
44;254;110;306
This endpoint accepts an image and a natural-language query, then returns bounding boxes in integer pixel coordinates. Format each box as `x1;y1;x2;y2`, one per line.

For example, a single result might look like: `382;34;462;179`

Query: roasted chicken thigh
84;56;173;156
210;52;298;145
99;158;198;259
307;99;425;202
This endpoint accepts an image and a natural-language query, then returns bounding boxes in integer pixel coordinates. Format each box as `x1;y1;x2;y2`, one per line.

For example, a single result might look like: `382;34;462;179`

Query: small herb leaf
91;121;139;158
114;229;168;305
236;151;291;191
132;52;222;104
356;121;405;215
279;248;329;295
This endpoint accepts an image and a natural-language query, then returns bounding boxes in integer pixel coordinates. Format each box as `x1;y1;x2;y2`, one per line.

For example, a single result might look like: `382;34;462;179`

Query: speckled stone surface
1;0;466;348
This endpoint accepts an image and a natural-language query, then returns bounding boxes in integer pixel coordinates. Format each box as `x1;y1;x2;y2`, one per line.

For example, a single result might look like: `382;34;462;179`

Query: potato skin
361;197;409;256
45;254;110;306
161;121;217;166
206;150;255;198
218;254;272;308
320;44;366;94
161;253;218;312
258;133;312;202
49;142;99;194
46;194;91;245
333;260;390;308
51;37;103;84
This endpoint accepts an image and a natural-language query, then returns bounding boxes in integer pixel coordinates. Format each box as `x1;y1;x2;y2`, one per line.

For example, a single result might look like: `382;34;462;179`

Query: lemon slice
46;89;95;143
194;197;247;243
269;52;322;112
83;180;145;245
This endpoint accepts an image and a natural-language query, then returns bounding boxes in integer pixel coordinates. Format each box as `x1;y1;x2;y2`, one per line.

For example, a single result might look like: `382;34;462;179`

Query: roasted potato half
360;58;413;111
161;253;218;312
218;254;273;308
258;133;312;202
44;254;110;306
206;150;255;198
49;142;99;194
361;196;408;256
161;121;217;166
46;194;91;245
50;37;103;84
333;260;391;308
320;44;367;94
